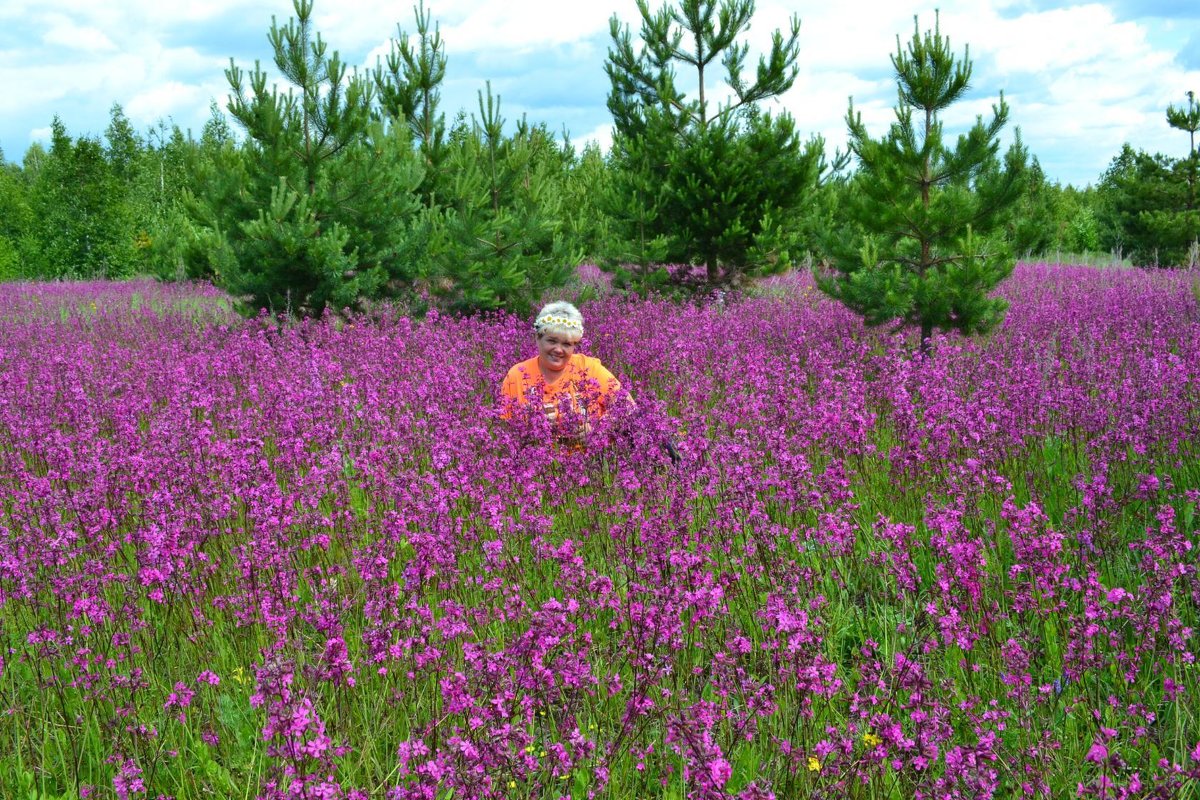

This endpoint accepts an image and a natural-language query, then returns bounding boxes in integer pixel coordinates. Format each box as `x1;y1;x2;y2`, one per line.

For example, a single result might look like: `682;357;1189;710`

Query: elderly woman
500;301;624;435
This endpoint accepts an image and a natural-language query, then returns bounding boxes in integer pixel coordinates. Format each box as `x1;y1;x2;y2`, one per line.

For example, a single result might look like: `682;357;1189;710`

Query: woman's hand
544;403;591;440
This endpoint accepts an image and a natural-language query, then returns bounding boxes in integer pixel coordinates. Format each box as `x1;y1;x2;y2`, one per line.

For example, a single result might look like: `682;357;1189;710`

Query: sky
0;0;1196;187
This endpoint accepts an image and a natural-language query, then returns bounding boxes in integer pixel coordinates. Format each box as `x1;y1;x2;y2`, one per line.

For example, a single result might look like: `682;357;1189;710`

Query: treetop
892;12;972;115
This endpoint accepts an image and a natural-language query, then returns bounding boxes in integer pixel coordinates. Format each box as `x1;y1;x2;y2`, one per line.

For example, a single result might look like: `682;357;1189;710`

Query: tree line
0;0;1195;333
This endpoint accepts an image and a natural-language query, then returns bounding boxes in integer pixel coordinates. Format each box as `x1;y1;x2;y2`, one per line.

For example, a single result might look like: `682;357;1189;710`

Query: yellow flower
508;781;516;789
863;732;882;747
807;756;821;772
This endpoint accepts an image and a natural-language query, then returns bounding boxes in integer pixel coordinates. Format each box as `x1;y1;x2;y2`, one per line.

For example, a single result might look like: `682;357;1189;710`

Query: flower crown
534;314;583;333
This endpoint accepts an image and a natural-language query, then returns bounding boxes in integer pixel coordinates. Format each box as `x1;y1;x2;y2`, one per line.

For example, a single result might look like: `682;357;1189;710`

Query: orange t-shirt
500;354;622;417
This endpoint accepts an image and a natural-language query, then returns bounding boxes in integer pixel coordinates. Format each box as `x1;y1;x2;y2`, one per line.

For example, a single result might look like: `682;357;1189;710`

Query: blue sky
0;0;1196;187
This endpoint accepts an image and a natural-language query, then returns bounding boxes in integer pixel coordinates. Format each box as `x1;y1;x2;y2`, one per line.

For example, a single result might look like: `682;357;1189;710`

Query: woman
500;301;624;436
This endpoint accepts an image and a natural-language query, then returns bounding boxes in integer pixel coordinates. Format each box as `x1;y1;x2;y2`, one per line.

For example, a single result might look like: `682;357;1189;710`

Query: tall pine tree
604;0;823;289
818;15;1027;354
1165;90;1199;264
374;0;448;207
190;0;424;315
424;85;577;315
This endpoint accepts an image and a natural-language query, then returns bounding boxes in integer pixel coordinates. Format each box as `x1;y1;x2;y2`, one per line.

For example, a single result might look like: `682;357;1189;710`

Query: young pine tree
560;140;616;264
818;15;1027;355
1099;93;1200;268
372;8;578;315
425;85;577;315
374;0;448;207
194;0;424;315
604;0;823;290
1165;90;1199;264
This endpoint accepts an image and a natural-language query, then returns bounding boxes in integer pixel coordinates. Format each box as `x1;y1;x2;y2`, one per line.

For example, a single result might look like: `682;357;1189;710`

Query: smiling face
536;331;580;373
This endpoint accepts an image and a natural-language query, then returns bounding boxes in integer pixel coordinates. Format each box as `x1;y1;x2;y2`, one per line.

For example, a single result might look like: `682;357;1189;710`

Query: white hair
533;301;584;340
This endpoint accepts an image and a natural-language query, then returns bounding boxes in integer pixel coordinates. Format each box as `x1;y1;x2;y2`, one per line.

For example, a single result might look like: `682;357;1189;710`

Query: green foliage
1166;90;1199;200
25;117;137;279
0;236;20;282
603;0;822;290
560;141;615;262
133;121;200;280
1099;145;1200;267
1008;161;1107;259
374;0;448;206
1062;201;1101;254
370;1;580;316
600;115;672;289
188;0;424;315
1007;158;1055;257
1166;90;1199;265
818;15;1027;352
0;162;33;280
180;108;252;285
100;106;201;282
422;87;578;315
1097;93;1200;267
4;105;203;285
104;103;141;185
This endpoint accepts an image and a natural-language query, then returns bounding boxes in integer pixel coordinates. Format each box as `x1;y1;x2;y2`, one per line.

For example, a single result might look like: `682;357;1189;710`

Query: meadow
1;265;1199;799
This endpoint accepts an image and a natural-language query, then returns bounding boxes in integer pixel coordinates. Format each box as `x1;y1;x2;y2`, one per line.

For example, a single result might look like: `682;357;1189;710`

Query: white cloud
1;0;1198;186
126;81;208;122
577;121;614;153
754;0;1200;183
41;16;118;52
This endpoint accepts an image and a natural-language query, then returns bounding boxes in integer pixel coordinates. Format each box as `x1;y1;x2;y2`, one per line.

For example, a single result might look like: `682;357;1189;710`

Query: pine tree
1007;158;1054;257
375;0;448;206
1167;91;1199;204
1098;94;1200;267
604;0;823;289
425;85;577;315
192;0;424;315
818;15;1027;354
561;140;616;263
181;105;251;284
1165;90;1199;264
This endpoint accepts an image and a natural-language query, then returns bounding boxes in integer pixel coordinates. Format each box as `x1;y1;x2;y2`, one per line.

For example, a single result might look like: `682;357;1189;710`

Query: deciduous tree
0;158;32;280
26;117;137;279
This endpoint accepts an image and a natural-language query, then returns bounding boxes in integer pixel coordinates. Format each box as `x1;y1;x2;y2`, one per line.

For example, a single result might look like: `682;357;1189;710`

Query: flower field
2;265;1200;799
